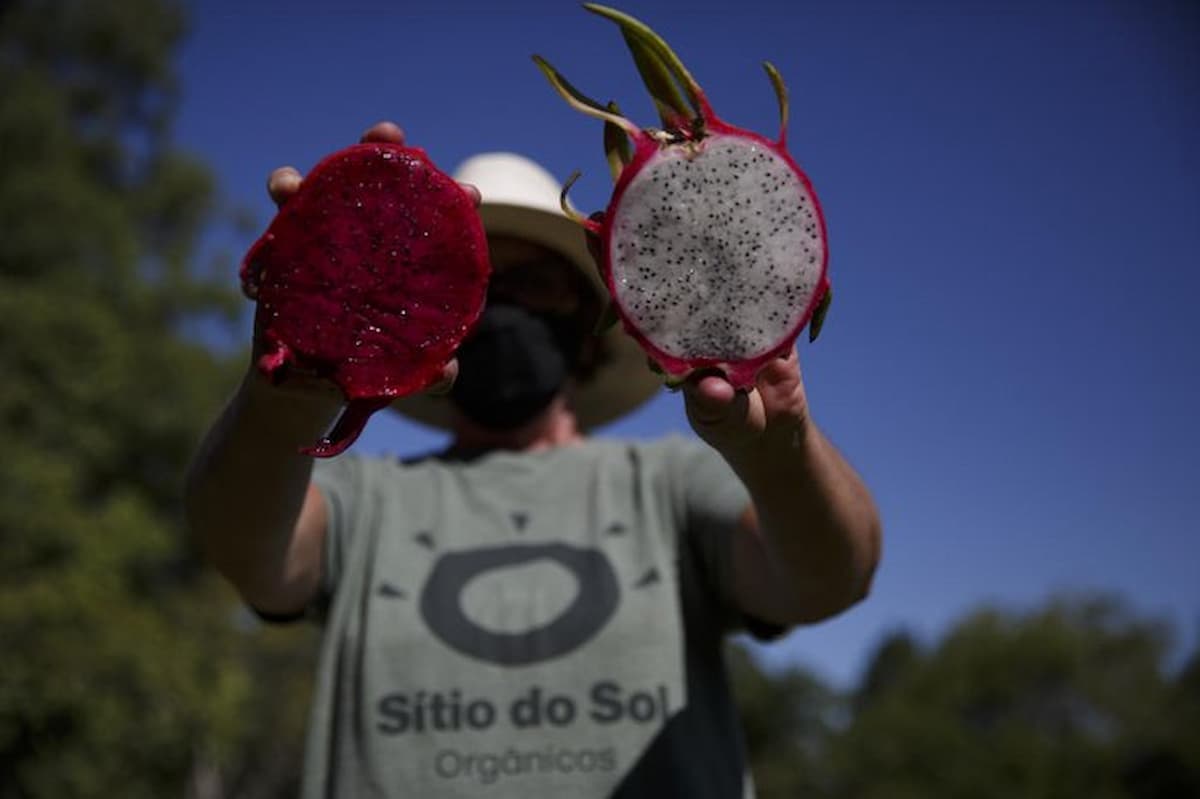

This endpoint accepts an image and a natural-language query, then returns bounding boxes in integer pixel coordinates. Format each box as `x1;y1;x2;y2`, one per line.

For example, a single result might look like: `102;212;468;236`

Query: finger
425;359;459;396
755;346;803;398
682;373;738;426
360;121;406;144
458;182;481;207
267;166;303;207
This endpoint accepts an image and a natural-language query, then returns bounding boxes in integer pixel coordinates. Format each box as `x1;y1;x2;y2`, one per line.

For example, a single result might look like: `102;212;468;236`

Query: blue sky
176;0;1199;686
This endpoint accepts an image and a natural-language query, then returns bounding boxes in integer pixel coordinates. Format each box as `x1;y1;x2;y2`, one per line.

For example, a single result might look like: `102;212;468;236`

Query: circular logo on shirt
419;543;620;666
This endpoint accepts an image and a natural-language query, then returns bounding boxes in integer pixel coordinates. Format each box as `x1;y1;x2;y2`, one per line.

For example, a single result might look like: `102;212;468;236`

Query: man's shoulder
581;433;704;457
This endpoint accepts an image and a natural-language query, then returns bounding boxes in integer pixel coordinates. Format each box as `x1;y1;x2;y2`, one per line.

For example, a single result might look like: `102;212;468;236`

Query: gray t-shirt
302;435;759;798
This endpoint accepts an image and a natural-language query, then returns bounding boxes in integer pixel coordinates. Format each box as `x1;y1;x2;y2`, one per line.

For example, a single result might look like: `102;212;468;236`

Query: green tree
829;596;1194;799
0;1;312;795
728;644;842;798
732;597;1199;799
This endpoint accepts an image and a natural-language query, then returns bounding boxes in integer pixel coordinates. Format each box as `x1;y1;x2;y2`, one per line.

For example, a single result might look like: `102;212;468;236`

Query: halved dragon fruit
535;4;832;388
240;143;490;456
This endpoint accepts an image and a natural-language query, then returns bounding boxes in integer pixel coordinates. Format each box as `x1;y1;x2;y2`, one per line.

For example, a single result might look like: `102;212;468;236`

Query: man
185;121;881;798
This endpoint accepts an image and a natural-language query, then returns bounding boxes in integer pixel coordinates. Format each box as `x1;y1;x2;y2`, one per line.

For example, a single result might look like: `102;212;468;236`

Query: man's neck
450;395;583;454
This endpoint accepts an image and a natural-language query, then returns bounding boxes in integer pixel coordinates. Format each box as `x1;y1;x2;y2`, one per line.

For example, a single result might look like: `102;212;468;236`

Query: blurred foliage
729;596;1200;799
2;1;1197;797
0;1;315;796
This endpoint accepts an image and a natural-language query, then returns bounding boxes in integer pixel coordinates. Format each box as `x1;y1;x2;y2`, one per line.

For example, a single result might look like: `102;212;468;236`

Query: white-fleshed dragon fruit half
534;4;832;388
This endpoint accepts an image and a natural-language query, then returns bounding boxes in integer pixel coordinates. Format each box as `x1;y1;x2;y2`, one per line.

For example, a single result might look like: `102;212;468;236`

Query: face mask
450;303;576;431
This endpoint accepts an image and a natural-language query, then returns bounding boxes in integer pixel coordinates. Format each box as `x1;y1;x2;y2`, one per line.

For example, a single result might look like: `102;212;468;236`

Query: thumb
682;373;738;427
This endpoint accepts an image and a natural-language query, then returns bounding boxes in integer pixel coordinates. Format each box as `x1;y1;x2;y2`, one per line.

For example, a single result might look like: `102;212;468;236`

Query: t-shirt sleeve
311;454;368;606
664;436;769;636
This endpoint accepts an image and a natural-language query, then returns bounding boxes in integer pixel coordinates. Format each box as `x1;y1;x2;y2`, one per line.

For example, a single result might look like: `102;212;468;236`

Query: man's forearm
726;417;881;621
184;370;340;610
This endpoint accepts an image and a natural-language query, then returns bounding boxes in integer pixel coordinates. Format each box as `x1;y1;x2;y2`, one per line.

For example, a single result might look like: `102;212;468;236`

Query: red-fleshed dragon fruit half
240;143;490;457
534;4;832;388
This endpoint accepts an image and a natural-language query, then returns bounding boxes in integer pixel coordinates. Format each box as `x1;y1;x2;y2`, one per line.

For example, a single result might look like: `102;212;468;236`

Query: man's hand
683;348;880;628
681;350;809;458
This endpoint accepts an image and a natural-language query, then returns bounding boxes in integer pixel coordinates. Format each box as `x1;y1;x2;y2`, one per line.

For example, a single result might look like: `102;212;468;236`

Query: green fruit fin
582;4;713;121
604;100;633;182
532;55;640;136
808;284;832;343
619;28;694;129
763;61;789;147
593;300;620;335
558;170;593;228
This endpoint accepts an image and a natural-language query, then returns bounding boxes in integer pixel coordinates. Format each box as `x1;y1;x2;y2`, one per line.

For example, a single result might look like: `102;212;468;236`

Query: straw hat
390;153;662;431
